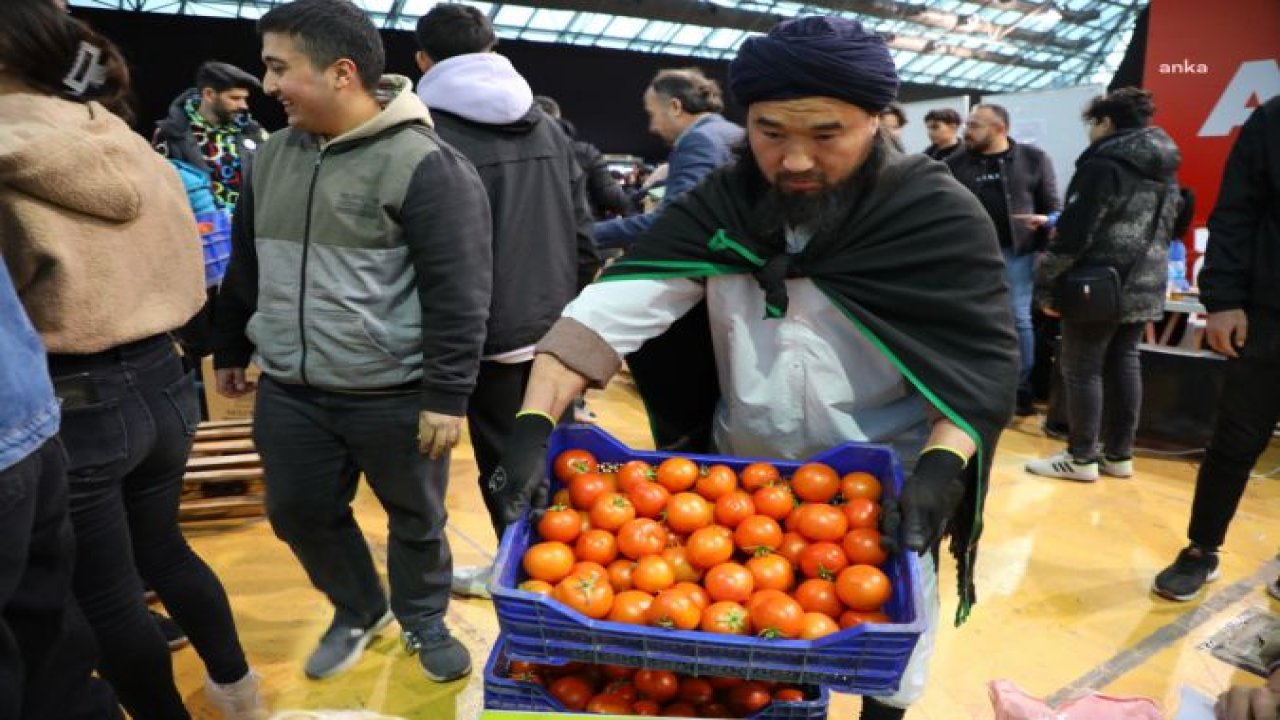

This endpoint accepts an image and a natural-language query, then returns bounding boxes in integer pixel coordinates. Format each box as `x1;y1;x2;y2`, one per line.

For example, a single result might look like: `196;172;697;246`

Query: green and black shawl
599;149;1018;624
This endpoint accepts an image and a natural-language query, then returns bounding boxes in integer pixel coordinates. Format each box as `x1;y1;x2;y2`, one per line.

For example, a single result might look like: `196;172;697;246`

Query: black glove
880;447;967;554
489;412;556;537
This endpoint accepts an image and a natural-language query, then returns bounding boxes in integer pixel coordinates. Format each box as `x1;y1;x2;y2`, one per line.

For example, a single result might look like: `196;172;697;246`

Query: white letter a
1199;59;1280;137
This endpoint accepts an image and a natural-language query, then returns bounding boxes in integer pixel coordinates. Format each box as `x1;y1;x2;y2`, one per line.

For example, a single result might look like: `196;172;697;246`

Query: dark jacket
558;119;632;219
594;113;744;250
947;138;1061;255
1199;96;1280;315
153;89;267;184
213;76;493;415
924;140;964;162
1034;127;1182;323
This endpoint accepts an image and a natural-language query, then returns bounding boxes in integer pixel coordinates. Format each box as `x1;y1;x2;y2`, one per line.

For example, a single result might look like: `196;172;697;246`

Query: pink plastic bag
989;679;1163;720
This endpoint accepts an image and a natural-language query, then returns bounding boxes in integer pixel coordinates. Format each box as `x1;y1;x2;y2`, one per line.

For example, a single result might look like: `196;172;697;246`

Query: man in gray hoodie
413;3;597;598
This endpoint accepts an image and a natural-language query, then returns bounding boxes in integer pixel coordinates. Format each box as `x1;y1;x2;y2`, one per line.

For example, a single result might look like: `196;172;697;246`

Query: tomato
695;463;738;501
699;702;731;718
773;687;806;702
798;541;849;580
632;555;676;593
602;664;636;681
655;457;700;493
604;680;639;702
734;515;783;553
647;588;702;630
750;592;805;638
552;488;572;508
703;562;754;603
554;572;614;619
673;581;710;610
706;675;743;691
746;553;794;592
522;541;575;583
549;675;595;710
607;590;654;624
568;472;612;511
578;510;592;535
553;448;598;483
840;471;882;502
800;611;841;639
835;565;893;611
842;527;888;566
518;579;554;596
617;460;655;493
537;505;581;544
776;532;809;567
586;693;633;715
842;497;881;531
615;518;668;560
632;699;662;716
700;600;752;635
606;558;635;592
727;682;773;716
661;546;704;583
634;669;680;703
791;462;840;503
752;484;796;521
571;561;609;584
508;659;537;676
589;492;636;532
740;462;781;492
574;529;618;566
685;526;735;569
678;677;716;706
794;504;849;543
839;609;892;628
793;578;844;618
660;702;696;717
714;490;756;528
665;492;714;534
628;481;671;520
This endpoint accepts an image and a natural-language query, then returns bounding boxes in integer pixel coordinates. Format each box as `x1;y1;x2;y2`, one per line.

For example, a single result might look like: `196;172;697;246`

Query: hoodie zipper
298;151;323;386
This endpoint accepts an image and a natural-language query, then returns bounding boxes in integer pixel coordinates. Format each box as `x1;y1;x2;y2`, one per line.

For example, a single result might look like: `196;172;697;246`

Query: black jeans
0;439;120;720
467;360;533;534
1187;310;1280;548
254;375;453;632
1058;320;1145;461
51;335;249;720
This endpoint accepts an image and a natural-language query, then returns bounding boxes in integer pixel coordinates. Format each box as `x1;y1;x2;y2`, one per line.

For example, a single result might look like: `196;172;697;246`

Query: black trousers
0;438;120;720
467;360;534;534
1187;309;1280;548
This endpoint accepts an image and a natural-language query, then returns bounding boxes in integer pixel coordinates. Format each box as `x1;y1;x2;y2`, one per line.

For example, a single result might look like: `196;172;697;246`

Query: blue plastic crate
484;635;830;720
490;425;925;695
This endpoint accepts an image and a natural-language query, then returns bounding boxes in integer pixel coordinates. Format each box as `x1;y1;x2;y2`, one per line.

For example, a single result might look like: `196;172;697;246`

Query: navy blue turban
729;16;900;113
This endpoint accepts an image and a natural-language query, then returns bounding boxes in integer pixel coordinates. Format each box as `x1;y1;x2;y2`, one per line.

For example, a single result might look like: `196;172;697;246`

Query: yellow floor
173;377;1280;719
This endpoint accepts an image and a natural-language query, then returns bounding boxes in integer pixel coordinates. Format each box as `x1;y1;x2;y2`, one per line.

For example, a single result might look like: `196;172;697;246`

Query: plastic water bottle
1167;240;1189;294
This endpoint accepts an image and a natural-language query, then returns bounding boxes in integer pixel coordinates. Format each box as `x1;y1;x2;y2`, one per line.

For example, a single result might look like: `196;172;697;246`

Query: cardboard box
200;357;260;421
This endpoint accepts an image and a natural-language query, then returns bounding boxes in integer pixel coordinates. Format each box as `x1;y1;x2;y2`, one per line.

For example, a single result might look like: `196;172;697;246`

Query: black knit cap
729;16;900;113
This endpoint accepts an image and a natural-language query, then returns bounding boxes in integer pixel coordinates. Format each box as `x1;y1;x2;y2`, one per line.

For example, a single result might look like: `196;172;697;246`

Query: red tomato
549;675;595;710
699;702;731;718
745;553;794;592
842;527;888;566
839;609;892;628
839;471;882;502
586;693;633;715
647;588;702;630
734;515;784;553
714;490;756;528
617;460;655;493
752;484;797;521
568;472;611;511
656;457;700;493
685;526;735;569
617;518;669;559
602;664;636;680
703;562;755;603
574;529;618;566
537;505;582;544
750;592;805;639
678;677;716;706
740;462;781;492
607;590;654;624
774;687;807;702
634;670;680;703
632;555;676;593
522;541;575;583
606;559;635;592
518;579;554;596
843;497;881;530
835;565;893;611
628;481;672;519
589;492;636;532
665;492;714;534
553;449;598;483
700;600;752;635
794;504;849;543
727;682;774;716
660;702;697;717
793;577;844;618
776;531;810;567
604;680;639;702
800;611;841;639
632;699;662;716
554;572;614;619
695;464;738;501
798;541;849;580
791;462;840;503
673;581;710;610
661;546;704;583
570;561;608;584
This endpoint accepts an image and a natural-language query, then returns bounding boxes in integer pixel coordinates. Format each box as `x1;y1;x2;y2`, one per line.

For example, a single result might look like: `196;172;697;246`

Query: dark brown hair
1083;87;1156;130
0;0;135;124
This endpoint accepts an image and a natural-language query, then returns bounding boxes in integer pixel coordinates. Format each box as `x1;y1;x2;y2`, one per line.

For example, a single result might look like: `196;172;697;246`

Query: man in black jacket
533;95;633;220
1152;95;1280;602
413;4;599;598
947;104;1060;415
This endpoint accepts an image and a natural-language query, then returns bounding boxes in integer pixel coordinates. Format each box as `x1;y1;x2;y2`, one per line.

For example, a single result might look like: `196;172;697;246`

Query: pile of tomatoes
506;656;815;718
517;449;895;641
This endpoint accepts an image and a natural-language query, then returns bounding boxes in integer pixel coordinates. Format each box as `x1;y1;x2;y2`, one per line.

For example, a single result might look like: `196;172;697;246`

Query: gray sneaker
303;609;394;680
403;623;472;683
450;565;493;599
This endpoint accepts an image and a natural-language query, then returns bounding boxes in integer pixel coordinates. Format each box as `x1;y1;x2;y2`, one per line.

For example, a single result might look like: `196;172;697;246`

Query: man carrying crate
489;16;1018;719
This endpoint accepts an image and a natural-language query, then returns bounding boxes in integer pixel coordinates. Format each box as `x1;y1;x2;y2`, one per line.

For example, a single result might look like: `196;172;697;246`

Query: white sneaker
205;669;269;720
1025;452;1099;482
450;564;493;599
1099;456;1134;478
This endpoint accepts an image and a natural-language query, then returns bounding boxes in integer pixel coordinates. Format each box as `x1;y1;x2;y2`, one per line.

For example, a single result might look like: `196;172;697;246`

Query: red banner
1143;0;1280;278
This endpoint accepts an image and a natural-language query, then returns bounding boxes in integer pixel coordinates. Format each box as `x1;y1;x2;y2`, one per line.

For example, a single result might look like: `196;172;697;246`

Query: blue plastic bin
484;635;830;719
490;425;925;695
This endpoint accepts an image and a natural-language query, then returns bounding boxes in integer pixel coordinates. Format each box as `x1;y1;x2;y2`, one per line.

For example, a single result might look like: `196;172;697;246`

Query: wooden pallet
180;420;265;522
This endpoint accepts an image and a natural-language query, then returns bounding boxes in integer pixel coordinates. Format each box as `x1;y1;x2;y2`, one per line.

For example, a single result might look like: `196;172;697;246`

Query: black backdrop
75;7;986;162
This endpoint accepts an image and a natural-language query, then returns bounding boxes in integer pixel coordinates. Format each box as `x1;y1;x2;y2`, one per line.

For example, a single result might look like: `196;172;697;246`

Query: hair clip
62;41;108;97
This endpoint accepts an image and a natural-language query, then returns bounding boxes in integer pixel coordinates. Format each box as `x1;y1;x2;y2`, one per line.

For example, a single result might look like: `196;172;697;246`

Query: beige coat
0;93;204;354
